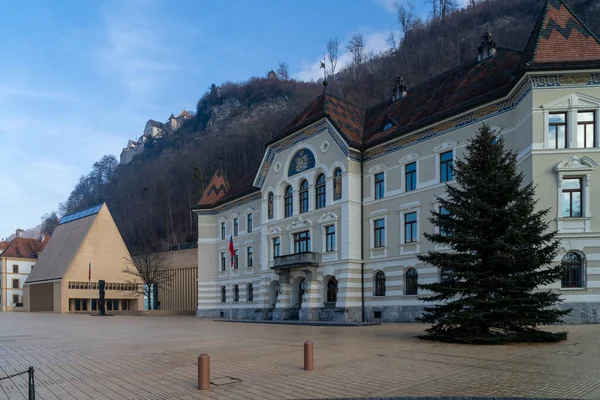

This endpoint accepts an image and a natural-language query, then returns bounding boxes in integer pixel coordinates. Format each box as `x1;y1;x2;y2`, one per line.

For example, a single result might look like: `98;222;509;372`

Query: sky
0;0;444;239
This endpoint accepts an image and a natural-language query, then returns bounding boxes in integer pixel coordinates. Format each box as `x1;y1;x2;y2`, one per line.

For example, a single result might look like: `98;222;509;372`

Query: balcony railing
273;252;319;269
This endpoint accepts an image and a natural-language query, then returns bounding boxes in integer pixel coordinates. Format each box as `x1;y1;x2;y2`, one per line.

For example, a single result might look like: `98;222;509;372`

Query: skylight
59;204;102;225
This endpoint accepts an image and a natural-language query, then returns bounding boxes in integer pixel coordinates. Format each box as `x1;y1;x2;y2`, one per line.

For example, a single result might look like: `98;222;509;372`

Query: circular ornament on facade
273;162;281;172
321;141;330;153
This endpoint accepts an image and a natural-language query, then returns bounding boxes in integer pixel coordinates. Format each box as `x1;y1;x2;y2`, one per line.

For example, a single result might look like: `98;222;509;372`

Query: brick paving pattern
0;313;598;400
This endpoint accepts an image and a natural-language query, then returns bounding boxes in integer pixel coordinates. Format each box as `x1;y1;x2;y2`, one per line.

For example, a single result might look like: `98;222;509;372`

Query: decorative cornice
555;155;597;172
287;215;313;232
317;212;339;224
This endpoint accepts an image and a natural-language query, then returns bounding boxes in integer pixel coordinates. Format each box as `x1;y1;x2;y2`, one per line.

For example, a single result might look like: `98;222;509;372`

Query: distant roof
0;241;9;250
520;0;600;71
1;236;48;260
26;205;101;283
147;119;164;128
177;110;192;119
59;204;102;225
192;170;259;210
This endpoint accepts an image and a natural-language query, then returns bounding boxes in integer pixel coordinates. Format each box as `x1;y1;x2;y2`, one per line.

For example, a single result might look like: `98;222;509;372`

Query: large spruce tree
417;124;569;344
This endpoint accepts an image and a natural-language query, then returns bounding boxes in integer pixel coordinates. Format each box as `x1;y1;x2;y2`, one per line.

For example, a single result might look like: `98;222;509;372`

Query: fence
0;367;35;399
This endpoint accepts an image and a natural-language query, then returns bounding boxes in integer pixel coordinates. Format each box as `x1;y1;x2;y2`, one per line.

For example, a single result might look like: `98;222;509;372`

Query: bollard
198;354;210;391
304;341;313;371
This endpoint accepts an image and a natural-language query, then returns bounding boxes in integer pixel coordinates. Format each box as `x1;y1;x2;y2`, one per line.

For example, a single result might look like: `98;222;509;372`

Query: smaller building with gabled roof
1;231;48;311
24;204;143;313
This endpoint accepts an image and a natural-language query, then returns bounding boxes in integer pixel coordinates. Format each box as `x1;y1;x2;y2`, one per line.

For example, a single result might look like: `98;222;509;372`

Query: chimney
478;30;497;62
16;229;23;238
392;77;407;102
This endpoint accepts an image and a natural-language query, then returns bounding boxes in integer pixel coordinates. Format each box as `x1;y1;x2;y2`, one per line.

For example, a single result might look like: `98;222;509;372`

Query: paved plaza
0;313;599;400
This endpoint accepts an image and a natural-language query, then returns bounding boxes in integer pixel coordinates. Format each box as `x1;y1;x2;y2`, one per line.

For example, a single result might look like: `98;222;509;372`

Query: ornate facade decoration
288;149;316;177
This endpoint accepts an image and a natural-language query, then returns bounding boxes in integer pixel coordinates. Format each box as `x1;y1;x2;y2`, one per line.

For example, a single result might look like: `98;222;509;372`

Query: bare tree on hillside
277;62;290;81
41;211;60;236
326;37;340;75
347;33;365;67
396;1;419;34
123;252;173;310
387;31;397;50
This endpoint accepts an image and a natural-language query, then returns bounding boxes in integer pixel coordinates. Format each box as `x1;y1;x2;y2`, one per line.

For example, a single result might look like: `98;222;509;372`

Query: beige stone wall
61;206;143;313
155;248;198;311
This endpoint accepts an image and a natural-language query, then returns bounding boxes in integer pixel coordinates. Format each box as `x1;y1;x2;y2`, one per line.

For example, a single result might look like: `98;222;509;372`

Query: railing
0;367;35;399
273;252;319;269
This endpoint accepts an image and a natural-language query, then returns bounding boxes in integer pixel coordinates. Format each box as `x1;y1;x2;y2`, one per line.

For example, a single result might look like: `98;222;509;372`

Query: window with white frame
549;112;568;149
220;252;226;271
294;231;311;253
554;156;596;231
233;218;239;236
299;180;309;213
325;225;336;252
220;222;225;240
247;213;253;233
404;212;418;243
273;237;281;257
577;111;596;148
375;172;385;199
561;178;582;218
234;249;239;269
440;151;453;182
405;162;417;191
247;246;253;267
374;219;385;248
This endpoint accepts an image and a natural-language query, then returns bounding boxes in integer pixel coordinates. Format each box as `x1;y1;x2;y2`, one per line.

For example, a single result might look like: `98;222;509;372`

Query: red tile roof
521;0;600;70
0;241;9;250
198;169;230;206
1;236;48;260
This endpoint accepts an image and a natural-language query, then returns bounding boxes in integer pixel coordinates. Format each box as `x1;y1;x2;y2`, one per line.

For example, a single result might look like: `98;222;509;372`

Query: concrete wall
156;248;198;311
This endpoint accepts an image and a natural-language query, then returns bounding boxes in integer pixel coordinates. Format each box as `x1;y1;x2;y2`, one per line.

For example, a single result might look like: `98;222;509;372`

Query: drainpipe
360;159;365;323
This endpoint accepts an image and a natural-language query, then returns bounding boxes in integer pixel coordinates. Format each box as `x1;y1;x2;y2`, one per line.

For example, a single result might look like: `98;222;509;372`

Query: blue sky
0;0;440;238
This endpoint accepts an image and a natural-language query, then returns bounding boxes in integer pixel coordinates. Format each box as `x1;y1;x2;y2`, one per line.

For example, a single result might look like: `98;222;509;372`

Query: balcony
273;252;319;270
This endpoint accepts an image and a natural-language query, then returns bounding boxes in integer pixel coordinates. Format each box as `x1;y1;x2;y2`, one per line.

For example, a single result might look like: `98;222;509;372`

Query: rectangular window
247;246;253;267
440;151;453;182
233;218;239;236
374;219;385;248
75;299;81;311
299;187;309;213
374;173;385;200
405;162;417;192
12;265;18;274
234;249;239;269
107;300;112;311
81;299;88;311
12;279;19;289
273;237;281;257
285;189;293;218
562;178;582;218
220;222;225;240
294;231;311;254
121;300;128;311
12;295;19;305
247;213;253;233
325;225;336;252
220;252;226;271
404;212;418;243
549;112;567;149
440;207;450;236
113;299;119;311
578;111;595;148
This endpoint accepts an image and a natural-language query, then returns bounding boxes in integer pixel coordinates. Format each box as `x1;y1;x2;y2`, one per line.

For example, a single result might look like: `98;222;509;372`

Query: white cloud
296;30;394;82
374;0;397;14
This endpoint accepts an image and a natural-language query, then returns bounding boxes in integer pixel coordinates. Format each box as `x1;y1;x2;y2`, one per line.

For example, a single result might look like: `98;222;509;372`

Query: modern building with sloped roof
0;230;48;311
192;0;600;323
23;204;143;313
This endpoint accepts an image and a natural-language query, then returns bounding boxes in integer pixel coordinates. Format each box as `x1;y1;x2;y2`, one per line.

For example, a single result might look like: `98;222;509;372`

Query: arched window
374;271;386;296
284;185;293;218
247;283;254;302
315;174;326;209
440;267;453;283
561;252;584;288
405;268;418;295
233;284;239;302
333;168;342;200
268;192;274;220
326;278;338;305
220;286;226;303
299;180;309;213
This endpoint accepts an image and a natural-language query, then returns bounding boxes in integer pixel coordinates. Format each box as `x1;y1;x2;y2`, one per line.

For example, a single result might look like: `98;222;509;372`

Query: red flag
229;236;235;268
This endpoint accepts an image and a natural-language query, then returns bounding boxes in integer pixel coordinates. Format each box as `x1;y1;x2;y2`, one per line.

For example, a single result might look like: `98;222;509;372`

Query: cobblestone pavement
0;313;598;400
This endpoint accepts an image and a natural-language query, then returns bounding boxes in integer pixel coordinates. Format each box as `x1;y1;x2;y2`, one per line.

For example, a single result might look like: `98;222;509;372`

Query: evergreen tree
417;124;570;344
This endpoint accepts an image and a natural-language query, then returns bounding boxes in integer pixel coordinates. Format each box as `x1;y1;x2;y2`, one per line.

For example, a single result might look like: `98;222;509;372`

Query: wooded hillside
46;0;600;253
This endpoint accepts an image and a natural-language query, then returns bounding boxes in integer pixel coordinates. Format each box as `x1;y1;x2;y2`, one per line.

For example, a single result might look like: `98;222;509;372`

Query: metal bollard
198;354;210;391
304;341;313;371
28;366;35;400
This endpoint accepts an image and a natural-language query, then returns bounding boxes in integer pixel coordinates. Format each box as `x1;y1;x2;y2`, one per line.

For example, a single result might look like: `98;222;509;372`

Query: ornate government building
193;0;600;323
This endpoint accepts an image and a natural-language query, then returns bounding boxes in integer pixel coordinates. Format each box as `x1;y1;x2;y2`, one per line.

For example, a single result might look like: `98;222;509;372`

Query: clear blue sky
0;0;439;238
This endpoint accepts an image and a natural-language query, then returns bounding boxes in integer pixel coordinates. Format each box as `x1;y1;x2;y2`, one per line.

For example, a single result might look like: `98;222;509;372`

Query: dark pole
28;367;35;400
